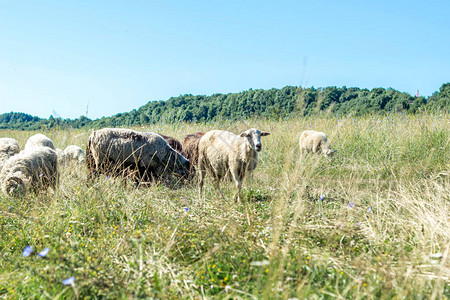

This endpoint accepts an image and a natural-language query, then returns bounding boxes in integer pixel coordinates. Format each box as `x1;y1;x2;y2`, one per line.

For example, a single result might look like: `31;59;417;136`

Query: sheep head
325;149;337;157
239;128;270;152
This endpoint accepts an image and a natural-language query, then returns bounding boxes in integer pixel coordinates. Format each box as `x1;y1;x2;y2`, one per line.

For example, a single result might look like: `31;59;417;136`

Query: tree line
1;83;449;130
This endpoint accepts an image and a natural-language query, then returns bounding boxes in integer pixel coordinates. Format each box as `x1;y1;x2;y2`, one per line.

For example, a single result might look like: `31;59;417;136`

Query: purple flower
348;202;355;209
356;222;362;226
39;173;44;178
319;194;325;201
38;247;49;258
338;224;343;229
22;246;33;257
62;276;75;285
183;207;189;212
106;175;110;180
367;206;372;213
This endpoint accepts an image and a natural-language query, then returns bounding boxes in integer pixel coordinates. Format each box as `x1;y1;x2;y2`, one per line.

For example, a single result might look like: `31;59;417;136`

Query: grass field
0;113;449;299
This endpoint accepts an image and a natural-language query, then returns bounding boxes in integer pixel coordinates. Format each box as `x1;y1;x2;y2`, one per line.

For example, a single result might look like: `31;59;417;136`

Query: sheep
0;147;58;196
299;130;336;157
179;132;205;180
198;128;270;201
181;132;205;165
24;133;55;150
0;138;21;171
55;148;66;163
158;134;185;155
64;145;85;163
86;128;190;183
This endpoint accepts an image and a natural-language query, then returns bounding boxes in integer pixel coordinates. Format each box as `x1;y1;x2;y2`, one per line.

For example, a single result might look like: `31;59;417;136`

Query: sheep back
24;134;55;150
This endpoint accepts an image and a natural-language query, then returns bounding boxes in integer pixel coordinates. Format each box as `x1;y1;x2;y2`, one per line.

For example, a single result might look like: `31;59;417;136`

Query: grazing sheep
0;138;21;171
24;133;55;150
55;148;66;163
198;128;270;201
181;132;205;165
86;128;190;182
299;130;336;157
0;147;58;196
64;145;85;163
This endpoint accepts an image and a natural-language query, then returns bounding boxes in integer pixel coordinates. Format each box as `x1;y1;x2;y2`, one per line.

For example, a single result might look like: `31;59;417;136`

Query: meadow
0;113;449;299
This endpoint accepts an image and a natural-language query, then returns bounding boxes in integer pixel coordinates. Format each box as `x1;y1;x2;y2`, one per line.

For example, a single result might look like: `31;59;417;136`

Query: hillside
1;83;449;130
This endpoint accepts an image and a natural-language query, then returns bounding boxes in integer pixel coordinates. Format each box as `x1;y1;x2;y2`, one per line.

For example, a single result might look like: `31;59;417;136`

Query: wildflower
367;206;372;213
348;202;355;209
62;276;75;285
39;173;44;177
106;176;110;180
38;247;49;258
319;194;325;201
22;246;33;257
183;207;189;212
356;222;361;226
338;224;343;229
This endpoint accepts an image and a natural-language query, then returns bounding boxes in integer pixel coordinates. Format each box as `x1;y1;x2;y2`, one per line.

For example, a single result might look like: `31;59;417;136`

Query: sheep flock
0;127;335;198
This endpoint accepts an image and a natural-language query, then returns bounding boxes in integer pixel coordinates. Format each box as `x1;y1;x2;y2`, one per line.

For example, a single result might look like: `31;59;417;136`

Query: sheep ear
261;132;270;136
240;132;249;137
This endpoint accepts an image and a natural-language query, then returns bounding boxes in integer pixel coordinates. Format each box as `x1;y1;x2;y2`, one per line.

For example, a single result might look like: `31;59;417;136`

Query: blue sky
1;0;449;119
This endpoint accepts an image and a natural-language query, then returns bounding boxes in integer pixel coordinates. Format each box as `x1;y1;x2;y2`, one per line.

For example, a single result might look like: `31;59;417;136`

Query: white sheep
63;145;85;163
299;130;336;157
24;133;55;150
55;148;66;163
0;147;58;196
86;128;190;182
0;138;21;171
198;128;270;201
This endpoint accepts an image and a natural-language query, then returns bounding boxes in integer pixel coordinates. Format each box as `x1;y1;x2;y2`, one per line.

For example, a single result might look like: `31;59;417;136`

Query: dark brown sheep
158;134;184;155
180;132;205;165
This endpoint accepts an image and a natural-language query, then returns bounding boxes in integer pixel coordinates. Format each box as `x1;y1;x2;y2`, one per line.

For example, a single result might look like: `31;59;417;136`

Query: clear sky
1;0;449;120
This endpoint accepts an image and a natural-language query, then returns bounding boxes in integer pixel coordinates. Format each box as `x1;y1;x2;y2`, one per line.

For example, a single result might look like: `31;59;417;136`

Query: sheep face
239;128;270;152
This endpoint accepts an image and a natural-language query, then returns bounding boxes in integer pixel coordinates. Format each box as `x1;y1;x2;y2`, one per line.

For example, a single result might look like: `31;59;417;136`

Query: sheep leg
230;169;242;203
213;180;225;199
198;168;206;198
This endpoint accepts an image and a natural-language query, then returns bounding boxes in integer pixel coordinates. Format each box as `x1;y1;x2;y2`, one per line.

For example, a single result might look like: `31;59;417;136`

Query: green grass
1;113;449;299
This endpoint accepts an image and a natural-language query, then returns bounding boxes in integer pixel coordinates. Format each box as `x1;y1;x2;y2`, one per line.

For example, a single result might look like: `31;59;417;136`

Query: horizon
1;0;449;119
